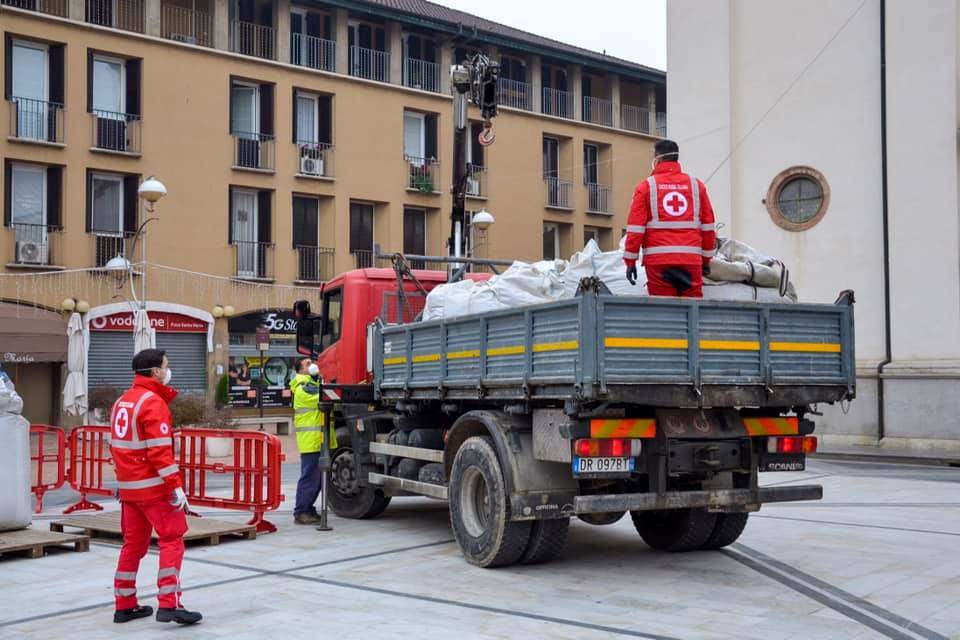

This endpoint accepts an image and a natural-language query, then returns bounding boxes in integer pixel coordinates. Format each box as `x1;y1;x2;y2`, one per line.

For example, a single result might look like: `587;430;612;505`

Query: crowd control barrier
64;425;113;514
29;425;66;513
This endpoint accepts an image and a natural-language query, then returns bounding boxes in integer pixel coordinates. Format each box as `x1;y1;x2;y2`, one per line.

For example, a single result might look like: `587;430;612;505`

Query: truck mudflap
573;485;823;515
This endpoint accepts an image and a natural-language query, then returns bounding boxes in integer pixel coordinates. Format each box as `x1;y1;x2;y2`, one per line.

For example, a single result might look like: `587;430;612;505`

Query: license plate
573;457;635;474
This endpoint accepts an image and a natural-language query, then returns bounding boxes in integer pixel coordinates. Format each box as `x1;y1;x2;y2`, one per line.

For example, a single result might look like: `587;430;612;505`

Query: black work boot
114;605;153;623
156;607;203;625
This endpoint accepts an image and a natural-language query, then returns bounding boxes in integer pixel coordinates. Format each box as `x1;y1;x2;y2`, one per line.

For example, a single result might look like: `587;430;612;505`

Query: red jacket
623;161;717;269
109;376;182;502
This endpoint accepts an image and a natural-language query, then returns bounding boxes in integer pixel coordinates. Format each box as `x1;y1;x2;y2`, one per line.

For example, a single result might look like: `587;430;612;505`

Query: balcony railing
587;183;613;214
233;132;275;171
9;97;64;143
86;0;144;33
295;141;334;178
499;77;531;111
91;110;142;154
620;104;652;134
656;112;667;137
542;87;573;119
161;3;212;47
545;177;572;209
8;223;60;266
466;164;487;199
291;33;335;72
583;96;614;127
233;241;273;280
406;156;440;193
353;250;374;269
404;58;441;93
349;46;390;82
295;246;335;282
92;232;133;268
1;0;68;17
229;20;276;60
376;255;445;272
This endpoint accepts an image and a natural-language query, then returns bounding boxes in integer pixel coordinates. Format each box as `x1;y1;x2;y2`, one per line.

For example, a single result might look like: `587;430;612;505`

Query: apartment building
0;0;666;422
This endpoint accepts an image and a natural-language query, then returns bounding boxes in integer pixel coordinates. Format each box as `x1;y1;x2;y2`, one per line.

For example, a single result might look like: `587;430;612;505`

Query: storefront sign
90;311;207;333
228;310;298;335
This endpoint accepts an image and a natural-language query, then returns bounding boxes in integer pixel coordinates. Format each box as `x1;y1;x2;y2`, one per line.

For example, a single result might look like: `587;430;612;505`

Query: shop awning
0;303;68;363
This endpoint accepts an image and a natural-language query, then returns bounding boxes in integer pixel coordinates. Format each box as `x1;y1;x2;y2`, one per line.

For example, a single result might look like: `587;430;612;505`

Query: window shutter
292;196;318;248
46;166;62;229
123;175;139;234
228;188;234;244
558;69;568;93
3;162;11;227
306;13;321;38
318;95;332;144
582;75;592;98
125;58;141;116
291;88;298;143
374;27;385;52
257;191;271;243
86;51;94;112
4;36;13;100
85;170;93;232
260;84;274;136
258;1;272;27
323;15;332;40
471;122;484;166
425;114;437;159
49;45;65;105
238;0;254;21
228;80;235;134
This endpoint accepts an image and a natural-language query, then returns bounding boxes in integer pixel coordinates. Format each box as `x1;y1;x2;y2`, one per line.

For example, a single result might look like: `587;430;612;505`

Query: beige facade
1;0;664;411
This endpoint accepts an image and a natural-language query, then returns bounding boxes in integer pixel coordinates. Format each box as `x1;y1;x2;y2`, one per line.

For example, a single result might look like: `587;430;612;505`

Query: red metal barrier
64;425;114;514
29;425;66;513
175;428;286;533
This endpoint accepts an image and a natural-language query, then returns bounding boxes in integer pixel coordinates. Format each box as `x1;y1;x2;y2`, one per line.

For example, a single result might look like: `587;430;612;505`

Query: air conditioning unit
16;241;48;265
171;33;198;45
466;178;480;196
300;155;324;176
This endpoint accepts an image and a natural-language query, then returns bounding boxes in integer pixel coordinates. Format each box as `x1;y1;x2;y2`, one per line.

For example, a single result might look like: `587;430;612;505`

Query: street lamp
135;176;166;308
469;209;495;262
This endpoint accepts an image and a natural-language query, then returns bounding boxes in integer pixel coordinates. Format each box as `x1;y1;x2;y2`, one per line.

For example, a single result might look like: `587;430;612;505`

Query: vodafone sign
90;311;208;333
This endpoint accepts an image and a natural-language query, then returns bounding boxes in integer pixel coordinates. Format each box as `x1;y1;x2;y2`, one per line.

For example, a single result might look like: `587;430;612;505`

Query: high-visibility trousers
114;497;188;611
645;265;704;298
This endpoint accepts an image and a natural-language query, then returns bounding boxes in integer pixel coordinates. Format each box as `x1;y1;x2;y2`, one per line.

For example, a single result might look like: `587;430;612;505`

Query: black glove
626;265;638;286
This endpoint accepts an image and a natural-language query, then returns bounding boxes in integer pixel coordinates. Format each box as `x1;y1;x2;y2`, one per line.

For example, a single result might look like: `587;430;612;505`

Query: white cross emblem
114;407;130;439
662;191;688;217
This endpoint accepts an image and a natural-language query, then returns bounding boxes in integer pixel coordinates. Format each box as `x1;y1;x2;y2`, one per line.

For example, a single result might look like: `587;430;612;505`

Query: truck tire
449;436;532;568
577;511;626;526
520;518;570;565
630;508;718;552
700;513;749;550
327;448;391;519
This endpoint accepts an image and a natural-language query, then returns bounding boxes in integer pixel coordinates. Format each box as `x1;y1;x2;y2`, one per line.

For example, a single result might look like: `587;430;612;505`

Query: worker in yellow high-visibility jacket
290;357;337;524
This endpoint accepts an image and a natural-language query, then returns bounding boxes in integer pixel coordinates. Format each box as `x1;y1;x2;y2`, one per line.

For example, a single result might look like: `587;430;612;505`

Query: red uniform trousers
114;497;188;611
645;265;704;298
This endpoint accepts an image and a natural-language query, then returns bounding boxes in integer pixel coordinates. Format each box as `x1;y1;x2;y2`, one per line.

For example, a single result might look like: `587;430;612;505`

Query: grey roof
345;0;665;80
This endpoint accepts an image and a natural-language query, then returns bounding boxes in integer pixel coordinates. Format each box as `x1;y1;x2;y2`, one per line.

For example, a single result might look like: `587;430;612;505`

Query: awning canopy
0;302;68;363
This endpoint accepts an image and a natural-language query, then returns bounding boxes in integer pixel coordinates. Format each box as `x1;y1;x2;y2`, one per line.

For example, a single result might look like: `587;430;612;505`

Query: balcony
1;0;68;17
291;33;335;72
350;46;390;83
404;58;441;93
620;104;653;134
295;141;334;179
542;87;573;119
233;132;275;171
406;156;440;194
91;110;142;154
6;224;61;268
295;246;335;282
229;20;276;60
9;98;64;144
233;241;273;280
352;250;374;269
92;232;133;269
545;177;572;209
86;0;144;33
161;2;212;47
583;96;614;127
499;77;532;111
587;183;613;215
466;164;487;199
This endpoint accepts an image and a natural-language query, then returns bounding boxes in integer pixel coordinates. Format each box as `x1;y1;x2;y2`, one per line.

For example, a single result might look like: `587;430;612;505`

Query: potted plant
171;395;236;457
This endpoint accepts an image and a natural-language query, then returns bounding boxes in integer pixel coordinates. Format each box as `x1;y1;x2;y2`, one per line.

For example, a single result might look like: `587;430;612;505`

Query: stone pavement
2;458;959;640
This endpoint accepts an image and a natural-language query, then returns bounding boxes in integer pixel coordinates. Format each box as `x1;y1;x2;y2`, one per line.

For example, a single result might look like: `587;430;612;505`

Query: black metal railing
86;0;144;33
545;177;573;209
92;232;133;268
296;141;334;178
295;245;335;282
161;2;212;47
229;20;276;60
1;0;68;17
233;241;272;279
9;97;64;143
353;250;374;269
91;110;142;153
406;156;440;193
9;223;57;266
349;46;390;82
466;164;487;198
233;132;275;170
291;33;335;72
587;183;612;214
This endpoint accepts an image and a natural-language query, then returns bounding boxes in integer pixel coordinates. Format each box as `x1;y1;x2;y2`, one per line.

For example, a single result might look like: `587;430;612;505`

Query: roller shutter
88;331;207;395
88;332;137;390
156;332;207;395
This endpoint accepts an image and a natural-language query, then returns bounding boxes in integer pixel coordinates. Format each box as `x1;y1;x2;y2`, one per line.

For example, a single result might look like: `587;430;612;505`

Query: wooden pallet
0;527;90;559
50;512;257;546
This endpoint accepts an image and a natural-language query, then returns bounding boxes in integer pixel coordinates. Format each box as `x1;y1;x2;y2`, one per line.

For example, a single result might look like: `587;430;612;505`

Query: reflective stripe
643;246;703;256
625;224;645;234
157;585;181;595
690;176;701;222
130;391;154;443
116;477;166;490
111;439;147;450
157;464;179;478
304;383;319;394
701;223;715;231
115;571;137;581
702;248;716;257
647;176;658;221
294;408;313;415
647;220;701;230
157;567;179;579
623;251;639;260
296;426;323;433
115;588;137;597
143;437;171;448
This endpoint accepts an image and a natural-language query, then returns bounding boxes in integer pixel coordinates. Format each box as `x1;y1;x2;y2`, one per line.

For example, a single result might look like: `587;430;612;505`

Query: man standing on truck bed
624;139;717;297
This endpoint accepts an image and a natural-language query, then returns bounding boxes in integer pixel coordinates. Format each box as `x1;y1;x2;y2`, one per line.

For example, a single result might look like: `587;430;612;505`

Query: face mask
651;153;674;171
162;368;172;385
307;364;320;377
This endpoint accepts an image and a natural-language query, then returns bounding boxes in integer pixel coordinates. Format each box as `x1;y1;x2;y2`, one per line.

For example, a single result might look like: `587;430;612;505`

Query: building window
293;194;332;282
86;170;139;267
6;37;65;143
543;222;560;260
349;201;375;268
293;90;332;177
229;187;272;279
87;51;142;153
4;161;63;265
403;207;426;267
766;166;830;231
231;78;274;170
404;110;438;192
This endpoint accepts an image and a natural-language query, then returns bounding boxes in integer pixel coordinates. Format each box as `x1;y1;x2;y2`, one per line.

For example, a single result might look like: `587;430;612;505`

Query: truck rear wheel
328;448;391;519
577;511;626;526
700;513;749;550
521;518;570;565
449;436;532;568
631;508;718;552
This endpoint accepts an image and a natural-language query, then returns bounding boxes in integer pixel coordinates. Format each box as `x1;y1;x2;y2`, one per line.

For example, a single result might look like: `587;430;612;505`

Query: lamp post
468;209;495;267
136;176;167;310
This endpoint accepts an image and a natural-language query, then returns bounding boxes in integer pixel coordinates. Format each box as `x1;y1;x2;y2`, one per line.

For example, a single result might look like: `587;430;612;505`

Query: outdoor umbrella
62;312;88;417
133;308;155;354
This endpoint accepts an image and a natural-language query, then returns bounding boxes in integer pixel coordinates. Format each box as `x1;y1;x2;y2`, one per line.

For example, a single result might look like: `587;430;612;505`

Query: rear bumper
573;484;823;514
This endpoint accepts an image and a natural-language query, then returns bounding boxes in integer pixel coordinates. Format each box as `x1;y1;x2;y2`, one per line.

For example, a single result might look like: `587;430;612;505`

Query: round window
766;167;830;231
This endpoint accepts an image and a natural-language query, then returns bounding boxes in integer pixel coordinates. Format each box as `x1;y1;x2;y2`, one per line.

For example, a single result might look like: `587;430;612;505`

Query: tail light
767;436;817;454
574;438;642;457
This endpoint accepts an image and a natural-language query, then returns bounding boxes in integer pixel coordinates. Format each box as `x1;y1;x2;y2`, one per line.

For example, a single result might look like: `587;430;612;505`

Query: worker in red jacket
110;348;202;626
624;139;717;297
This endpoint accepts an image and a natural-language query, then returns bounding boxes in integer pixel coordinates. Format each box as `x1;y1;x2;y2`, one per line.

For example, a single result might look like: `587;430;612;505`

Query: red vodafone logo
91;311;207;333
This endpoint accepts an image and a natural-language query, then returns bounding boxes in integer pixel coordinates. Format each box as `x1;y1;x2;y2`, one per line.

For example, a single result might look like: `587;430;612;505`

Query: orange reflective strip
743;417;799;436
590;419;657;439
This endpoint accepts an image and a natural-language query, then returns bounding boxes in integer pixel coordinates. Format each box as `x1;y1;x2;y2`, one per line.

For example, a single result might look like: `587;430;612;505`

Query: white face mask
162;368;172;385
307;363;320;377
651;152;675;172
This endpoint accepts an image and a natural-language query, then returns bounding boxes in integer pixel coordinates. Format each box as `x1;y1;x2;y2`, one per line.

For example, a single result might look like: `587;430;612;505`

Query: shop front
226;309;303;409
0;302;66;424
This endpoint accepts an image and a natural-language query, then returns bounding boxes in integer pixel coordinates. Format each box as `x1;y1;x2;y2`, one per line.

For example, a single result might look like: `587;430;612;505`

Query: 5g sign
262;312;298;333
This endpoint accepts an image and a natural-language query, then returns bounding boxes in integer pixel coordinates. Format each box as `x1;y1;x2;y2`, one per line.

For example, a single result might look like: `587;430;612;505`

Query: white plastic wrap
0;371;32;531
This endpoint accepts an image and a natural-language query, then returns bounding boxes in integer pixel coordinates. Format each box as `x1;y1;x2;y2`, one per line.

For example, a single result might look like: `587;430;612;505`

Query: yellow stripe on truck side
769;342;842;353
699;340;761;351
383;356;406;366
383;341;578;366
605;337;689;349
590;418;657;439
606;337;841;354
